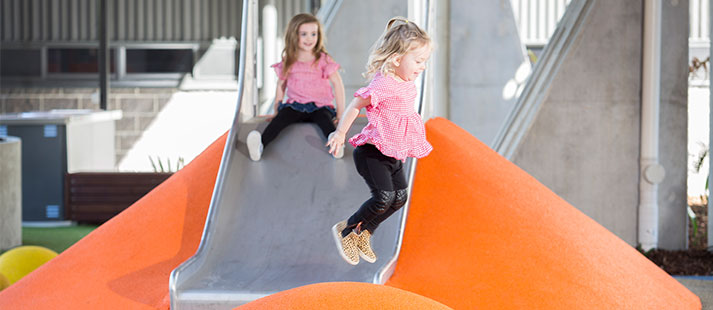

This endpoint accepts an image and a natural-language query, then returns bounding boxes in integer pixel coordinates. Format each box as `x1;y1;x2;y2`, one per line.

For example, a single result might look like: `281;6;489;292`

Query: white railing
513;0;709;47
511;0;572;47
691;0;710;44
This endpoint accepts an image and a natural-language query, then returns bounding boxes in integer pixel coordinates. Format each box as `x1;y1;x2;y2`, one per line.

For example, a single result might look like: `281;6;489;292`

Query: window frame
0;47;44;78
121;43;199;80
0;42;201;88
45;43;118;78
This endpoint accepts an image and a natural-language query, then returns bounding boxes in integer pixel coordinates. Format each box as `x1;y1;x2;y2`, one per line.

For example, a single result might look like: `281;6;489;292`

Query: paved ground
676;277;713;310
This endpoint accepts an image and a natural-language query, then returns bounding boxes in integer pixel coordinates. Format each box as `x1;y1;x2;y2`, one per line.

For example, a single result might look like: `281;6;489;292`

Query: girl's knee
391;188;408;210
372;190;396;213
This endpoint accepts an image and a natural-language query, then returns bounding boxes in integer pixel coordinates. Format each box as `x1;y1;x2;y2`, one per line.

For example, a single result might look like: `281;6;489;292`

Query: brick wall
0;87;178;164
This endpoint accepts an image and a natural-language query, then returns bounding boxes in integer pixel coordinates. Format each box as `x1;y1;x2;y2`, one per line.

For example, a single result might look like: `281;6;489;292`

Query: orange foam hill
385;117;701;309
0;133;228;310
0;119;701;310
236;282;452;310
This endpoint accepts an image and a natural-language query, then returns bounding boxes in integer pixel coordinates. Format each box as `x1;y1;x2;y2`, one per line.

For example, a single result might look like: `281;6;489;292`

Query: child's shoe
331;220;359;265
355;230;377;263
247;130;263;161
327;132;344;159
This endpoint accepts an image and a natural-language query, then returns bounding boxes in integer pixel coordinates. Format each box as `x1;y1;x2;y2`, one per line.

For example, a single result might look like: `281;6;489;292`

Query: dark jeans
345;144;408;234
261;105;336;147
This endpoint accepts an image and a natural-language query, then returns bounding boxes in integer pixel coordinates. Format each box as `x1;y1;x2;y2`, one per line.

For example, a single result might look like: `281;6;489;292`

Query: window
1;49;42;77
126;49;193;73
1;45;200;86
47;48;115;73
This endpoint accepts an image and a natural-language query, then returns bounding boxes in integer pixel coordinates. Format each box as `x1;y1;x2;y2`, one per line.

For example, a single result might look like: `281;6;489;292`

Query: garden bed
642;198;712;276
65;172;172;223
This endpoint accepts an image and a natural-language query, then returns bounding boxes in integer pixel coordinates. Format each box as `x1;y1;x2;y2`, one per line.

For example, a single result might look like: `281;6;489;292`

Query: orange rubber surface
0;133;227;310
0;118;702;309
384;117;701;309
236;282;452;310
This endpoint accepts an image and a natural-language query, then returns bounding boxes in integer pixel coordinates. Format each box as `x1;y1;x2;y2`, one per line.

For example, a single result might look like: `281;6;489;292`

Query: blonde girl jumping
326;17;433;265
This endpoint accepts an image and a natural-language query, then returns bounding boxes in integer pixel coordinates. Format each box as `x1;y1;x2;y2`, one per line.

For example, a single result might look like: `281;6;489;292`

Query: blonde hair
281;13;328;78
364;17;431;79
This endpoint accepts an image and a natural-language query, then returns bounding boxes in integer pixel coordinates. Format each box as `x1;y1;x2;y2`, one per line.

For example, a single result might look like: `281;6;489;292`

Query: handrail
169;0;256;307
492;0;595;159
375;0;435;284
316;0;344;30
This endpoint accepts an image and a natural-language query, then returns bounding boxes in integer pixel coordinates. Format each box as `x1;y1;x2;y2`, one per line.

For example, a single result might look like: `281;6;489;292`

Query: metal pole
639;0;665;251
98;0;109;110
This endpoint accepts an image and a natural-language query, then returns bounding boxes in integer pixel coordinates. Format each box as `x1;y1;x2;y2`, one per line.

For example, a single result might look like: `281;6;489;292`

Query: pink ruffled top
271;52;340;108
349;73;433;161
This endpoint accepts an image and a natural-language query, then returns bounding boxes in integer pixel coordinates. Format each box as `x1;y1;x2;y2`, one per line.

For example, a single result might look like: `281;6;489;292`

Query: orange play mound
385;117;701;309
236;282;452;310
0;119;702;310
0;133;227;310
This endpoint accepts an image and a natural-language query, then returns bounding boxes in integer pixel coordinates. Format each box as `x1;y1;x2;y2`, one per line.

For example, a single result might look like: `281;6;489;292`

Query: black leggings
344;144;408;235
261;106;336;147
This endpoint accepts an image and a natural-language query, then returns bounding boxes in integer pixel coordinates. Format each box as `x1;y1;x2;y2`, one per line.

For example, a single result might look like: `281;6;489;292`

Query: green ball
0;246;58;284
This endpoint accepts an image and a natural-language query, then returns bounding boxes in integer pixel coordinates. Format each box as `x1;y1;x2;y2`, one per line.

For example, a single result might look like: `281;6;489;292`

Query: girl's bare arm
326;96;370;155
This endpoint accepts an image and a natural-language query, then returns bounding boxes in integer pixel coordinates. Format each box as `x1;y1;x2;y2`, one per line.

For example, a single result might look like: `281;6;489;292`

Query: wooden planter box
64;172;173;223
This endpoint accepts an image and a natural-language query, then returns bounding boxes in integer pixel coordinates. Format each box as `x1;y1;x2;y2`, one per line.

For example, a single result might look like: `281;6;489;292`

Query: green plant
693;144;709;192
689;56;709;79
689;143;708;241
148;156;185;173
527;49;538;64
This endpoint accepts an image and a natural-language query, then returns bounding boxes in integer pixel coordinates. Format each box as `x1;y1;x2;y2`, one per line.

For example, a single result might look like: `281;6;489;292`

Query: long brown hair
364;17;430;79
281;13;328;78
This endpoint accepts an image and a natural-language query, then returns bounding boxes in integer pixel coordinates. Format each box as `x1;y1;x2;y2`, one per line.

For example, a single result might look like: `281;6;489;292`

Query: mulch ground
641;199;713;276
644;249;713;276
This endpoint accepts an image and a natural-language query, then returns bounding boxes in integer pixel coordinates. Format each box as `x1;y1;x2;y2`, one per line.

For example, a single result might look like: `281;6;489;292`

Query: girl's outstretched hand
326;130;345;156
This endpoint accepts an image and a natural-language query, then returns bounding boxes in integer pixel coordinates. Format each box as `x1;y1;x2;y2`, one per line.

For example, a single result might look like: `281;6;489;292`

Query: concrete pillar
324;0;408;97
449;0;528;146
657;0;688;250
509;0;689;249
0;136;22;250
512;0;644;246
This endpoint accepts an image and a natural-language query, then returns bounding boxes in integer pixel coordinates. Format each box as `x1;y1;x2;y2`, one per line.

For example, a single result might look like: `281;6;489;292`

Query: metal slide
169;1;430;309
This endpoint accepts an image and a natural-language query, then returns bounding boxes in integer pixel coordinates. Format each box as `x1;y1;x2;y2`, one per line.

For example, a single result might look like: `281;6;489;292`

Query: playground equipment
169;0;428;308
0;0;702;309
0;246;58;285
0;272;10;292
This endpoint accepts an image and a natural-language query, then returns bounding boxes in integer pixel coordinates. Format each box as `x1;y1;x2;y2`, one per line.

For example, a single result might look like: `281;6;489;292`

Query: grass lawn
2;225;99;255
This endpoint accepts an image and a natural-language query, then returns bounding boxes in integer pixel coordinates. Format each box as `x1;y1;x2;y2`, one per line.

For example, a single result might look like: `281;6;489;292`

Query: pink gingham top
271;53;340;108
349;72;433;161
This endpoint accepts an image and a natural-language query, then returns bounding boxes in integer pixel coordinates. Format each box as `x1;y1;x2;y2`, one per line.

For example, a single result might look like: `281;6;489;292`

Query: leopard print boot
332;220;360;265
356;230;377;263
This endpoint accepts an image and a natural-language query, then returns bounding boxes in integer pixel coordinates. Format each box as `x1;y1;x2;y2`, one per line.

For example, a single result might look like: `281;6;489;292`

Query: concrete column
656;0;688;250
260;0;278;111
511;1;644;246
324;0;407;97
0;136;22;250
449;0;528;146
